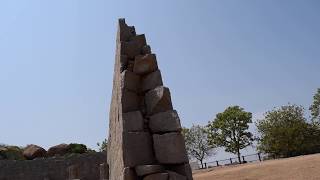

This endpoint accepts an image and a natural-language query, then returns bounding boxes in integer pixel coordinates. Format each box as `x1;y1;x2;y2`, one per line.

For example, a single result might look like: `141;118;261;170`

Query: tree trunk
200;159;203;169
237;150;241;164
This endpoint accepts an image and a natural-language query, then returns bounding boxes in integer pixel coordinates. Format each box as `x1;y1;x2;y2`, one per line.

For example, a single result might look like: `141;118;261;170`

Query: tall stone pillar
107;18;193;180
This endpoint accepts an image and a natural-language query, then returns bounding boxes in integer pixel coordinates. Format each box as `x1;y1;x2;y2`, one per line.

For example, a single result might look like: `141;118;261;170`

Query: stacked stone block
107;19;193;180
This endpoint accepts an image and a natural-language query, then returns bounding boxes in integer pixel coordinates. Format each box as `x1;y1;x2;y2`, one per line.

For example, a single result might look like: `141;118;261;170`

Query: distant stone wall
0;152;107;180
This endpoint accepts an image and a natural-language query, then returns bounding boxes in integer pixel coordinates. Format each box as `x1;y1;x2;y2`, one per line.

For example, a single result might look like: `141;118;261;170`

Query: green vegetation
310;88;320;126
182;125;216;168
207;106;253;163
256;104;320;158
97;139;108;152
69;143;87;154
0;145;25;160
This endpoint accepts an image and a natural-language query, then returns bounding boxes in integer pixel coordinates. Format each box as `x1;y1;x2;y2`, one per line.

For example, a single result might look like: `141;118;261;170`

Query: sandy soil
193;154;320;180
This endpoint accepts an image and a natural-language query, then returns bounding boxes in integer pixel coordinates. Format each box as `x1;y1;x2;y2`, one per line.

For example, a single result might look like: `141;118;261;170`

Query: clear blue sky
0;0;319;158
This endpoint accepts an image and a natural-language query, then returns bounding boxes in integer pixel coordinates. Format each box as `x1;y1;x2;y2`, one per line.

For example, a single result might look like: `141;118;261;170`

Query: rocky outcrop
107;19;193;180
47;143;71;157
23;144;46;160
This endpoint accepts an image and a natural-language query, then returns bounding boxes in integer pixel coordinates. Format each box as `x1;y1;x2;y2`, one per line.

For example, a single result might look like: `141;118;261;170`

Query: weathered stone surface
122;34;147;58
168;171;187;180
67;165;80;179
149;110;181;133
144;173;169;180
119;18;136;42
120;55;128;72
23;144;46;160
123;111;144;132
121;90;140;113
123;167;138;180
124;132;155;167
121;70;140;92
133;54;158;75
141;45;151;55
47;144;71;157
141;70;163;92
166;164;193;180
0;152;107;180
135;165;165;176
153;133;188;164
100;163;109;180
145;86;173;115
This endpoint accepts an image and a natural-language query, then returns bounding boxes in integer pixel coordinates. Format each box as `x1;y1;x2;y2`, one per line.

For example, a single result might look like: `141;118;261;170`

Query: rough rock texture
153;133;189;164
47;144;71;157
145;86;173;115
141;70;163;92
23;144;46;160
123;111;144;132
123;132;155;167
133;54;158;75
0;152;107;180
168;171;187;180
107;19;193;180
135;164;165;176
149;110;182;133
144;173;169;180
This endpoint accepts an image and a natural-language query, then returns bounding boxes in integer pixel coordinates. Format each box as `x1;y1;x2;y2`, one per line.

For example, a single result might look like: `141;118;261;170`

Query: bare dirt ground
193;153;320;180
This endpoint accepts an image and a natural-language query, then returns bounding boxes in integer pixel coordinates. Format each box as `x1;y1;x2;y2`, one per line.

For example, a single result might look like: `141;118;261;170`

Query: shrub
69;143;87;154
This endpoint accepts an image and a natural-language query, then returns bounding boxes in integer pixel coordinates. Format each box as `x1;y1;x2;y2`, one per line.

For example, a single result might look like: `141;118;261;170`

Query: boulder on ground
23;144;46;160
47;143;71;157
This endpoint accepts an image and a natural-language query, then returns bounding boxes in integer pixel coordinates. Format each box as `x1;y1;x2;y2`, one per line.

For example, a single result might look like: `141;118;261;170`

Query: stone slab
149;110;181;133
121;90;140;113
144;173;169;180
168;171;187;180
166;164;193;180
121;70;140;92
135;164;165;176
124;132;155;167
133;54;158;75
153;133;188;164
145;86;173;115
141;70;163;92
123;111;144;132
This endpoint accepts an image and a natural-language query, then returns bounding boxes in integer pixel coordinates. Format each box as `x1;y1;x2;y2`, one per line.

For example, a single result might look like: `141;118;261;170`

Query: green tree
69;143;87;154
256;104;320;158
97;139;108;152
207;106;253;164
182;125;216;168
309;88;320;125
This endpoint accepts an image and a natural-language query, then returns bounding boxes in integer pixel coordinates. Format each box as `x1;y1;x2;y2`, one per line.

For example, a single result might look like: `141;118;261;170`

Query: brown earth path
193;153;320;180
